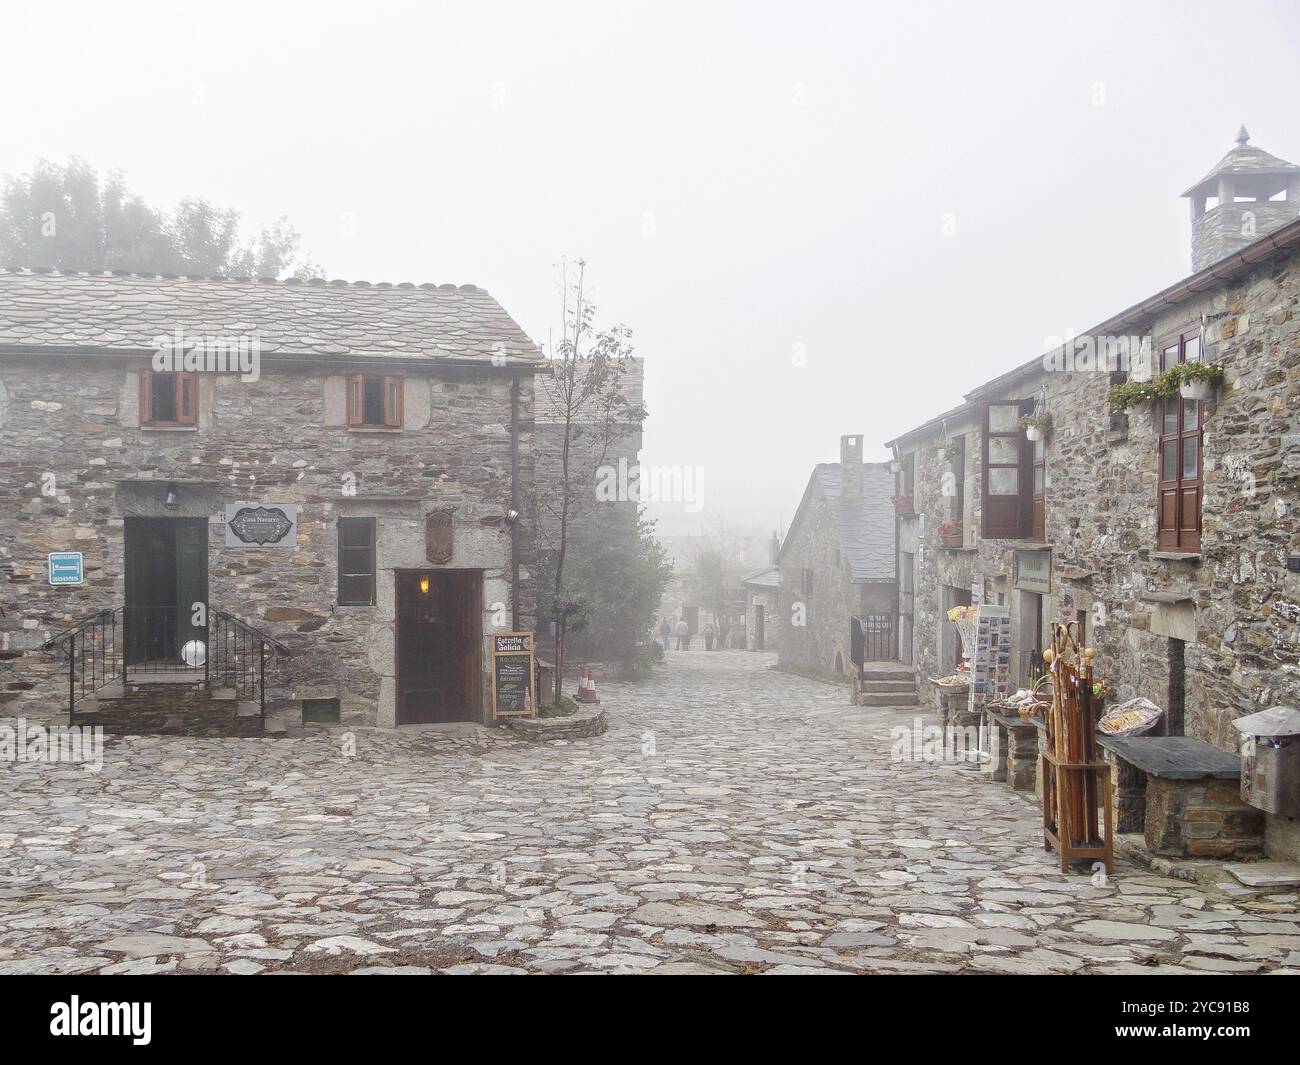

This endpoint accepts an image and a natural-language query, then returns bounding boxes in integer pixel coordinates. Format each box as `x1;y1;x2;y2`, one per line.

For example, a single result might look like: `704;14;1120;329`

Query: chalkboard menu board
491;632;536;719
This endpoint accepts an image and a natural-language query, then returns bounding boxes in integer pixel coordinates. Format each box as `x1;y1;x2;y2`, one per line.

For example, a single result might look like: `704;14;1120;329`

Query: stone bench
1098;736;1264;860
990;711;1041;792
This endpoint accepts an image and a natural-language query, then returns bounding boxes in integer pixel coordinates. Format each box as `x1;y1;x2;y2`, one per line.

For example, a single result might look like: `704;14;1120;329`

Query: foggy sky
6;0;1299;539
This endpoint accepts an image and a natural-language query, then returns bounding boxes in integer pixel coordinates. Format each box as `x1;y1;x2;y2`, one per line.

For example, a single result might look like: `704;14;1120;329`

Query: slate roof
1182;133;1300;196
811;462;896;582
0;269;543;365
742;566;780;589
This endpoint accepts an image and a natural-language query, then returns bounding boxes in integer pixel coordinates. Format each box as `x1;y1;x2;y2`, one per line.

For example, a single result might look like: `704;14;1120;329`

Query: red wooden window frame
1030;433;1046;541
981;400;1033;538
347;373;403;428
140;370;198;427
1156;329;1203;553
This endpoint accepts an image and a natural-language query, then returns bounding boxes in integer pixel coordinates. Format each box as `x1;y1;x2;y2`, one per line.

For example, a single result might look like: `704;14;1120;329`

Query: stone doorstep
1225;861;1300;888
858;680;916;693
856;692;919;707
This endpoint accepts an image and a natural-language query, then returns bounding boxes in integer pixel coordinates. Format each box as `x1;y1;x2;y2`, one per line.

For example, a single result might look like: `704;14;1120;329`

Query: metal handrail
39;608;119;654
213;610;290;655
38;605;288;727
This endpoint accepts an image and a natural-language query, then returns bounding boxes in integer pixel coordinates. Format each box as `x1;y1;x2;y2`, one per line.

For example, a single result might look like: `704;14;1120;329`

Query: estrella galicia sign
225;505;297;547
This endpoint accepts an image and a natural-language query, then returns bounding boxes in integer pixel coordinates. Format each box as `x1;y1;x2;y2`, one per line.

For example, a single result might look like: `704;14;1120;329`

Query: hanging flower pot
1179;378;1212;401
1017;411;1052;442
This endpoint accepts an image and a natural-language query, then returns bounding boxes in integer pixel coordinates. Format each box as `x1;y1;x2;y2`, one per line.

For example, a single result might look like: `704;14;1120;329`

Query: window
347;373;403;428
1156;329;1203;552
801;568;814;595
949;436;966;522
981;400;1034;538
338;518;377;605
140;370;197;427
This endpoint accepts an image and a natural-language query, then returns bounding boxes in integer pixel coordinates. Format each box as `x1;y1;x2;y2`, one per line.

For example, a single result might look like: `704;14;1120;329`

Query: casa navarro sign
224;504;298;548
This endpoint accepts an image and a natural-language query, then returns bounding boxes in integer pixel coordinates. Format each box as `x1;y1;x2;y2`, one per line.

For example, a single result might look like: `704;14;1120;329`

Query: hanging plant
1109;363;1224;412
1016;412;1053;441
889;494;915;514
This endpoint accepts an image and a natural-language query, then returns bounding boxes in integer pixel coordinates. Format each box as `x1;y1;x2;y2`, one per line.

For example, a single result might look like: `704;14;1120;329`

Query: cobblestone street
2;649;1298;975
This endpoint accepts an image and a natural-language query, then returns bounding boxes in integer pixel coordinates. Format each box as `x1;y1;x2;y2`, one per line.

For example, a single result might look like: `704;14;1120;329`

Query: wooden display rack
1040;750;1113;873
1040;622;1114;874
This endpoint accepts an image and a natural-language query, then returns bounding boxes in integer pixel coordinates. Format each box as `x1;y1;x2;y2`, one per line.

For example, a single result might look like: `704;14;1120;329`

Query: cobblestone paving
2;649;1298;974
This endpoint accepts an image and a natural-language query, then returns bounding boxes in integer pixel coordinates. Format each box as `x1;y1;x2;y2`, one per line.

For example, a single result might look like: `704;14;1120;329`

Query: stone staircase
71;679;265;737
852;664;919;707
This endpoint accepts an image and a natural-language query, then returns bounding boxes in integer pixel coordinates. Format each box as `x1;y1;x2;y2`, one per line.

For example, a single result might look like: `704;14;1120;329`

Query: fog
5;0;1299;539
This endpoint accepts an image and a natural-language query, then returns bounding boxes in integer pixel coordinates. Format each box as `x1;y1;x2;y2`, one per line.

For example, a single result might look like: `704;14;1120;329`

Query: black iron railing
42;606;288;726
40;609;122;723
211;611;289;723
122;605;207;675
852;613;897;666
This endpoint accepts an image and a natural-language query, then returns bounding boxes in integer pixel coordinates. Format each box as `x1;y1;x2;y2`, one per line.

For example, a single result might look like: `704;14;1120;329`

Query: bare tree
536;259;646;707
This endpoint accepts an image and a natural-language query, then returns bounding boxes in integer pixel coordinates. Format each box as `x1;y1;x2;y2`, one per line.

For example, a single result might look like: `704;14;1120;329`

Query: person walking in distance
675;617;690;651
659;617;672;652
704;622;715;651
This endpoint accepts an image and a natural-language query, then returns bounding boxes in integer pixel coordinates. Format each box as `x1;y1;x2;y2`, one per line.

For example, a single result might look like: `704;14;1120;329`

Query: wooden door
175;519;208;655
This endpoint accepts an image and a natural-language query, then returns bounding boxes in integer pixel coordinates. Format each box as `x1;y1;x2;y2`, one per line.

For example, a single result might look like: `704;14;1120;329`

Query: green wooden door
124;518;207;665
175;518;209;657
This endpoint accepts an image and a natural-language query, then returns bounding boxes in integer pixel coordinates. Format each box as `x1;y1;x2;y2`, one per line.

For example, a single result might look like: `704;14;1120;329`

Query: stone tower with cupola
1183;126;1300;272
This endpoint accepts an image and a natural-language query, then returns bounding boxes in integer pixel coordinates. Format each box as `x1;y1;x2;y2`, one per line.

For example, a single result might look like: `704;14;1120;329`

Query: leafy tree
0;157;320;278
537;506;671;677
536;259;647;704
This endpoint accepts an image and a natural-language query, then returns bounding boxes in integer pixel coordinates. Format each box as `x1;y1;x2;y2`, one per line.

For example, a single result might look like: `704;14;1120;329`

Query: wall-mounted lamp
503;507;521;526
164;484;180;509
418;575;430;594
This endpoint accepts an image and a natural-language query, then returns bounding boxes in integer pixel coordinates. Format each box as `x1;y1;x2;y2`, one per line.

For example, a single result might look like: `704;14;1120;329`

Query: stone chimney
840;434;863;506
1183;126;1300;272
769;531;781;564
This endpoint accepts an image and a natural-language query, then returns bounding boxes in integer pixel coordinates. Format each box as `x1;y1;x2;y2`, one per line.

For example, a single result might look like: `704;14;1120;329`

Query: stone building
886;129;1300;860
742;565;779;651
777;435;897;678
0;270;543;731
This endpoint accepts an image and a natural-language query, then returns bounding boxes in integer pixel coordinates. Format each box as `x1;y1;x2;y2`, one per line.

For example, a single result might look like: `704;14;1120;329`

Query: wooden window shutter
383;375;403;428
177;372;197;425
139;370;153;425
347;374;365;427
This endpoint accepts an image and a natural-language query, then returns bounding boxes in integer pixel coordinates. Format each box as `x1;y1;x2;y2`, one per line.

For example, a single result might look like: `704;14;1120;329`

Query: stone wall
894;239;1300;859
777;487;892;678
0;356;538;727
